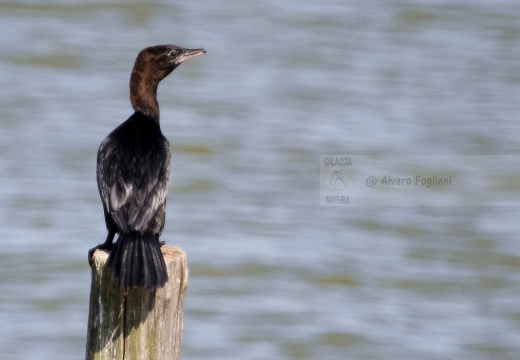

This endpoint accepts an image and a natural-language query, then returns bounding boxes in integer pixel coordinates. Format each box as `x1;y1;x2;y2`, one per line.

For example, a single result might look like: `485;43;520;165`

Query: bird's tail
107;232;168;289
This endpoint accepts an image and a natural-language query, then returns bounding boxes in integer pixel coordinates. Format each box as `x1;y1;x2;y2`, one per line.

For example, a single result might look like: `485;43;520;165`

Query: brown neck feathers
129;59;160;121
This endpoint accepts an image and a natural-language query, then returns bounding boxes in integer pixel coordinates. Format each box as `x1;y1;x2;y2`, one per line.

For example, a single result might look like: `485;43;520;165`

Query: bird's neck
129;70;160;121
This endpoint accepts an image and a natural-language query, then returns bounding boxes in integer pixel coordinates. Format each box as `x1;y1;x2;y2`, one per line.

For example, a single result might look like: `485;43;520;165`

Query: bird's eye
168;50;178;57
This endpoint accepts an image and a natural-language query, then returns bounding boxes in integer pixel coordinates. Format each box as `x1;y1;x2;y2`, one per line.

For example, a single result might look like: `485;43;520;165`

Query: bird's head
130;44;205;118
134;44;206;82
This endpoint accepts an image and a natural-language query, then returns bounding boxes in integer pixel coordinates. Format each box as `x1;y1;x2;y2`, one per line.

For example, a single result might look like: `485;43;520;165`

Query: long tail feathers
107;232;168;289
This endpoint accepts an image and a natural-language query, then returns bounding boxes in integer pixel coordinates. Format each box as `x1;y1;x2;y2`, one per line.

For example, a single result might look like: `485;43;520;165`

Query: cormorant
89;45;205;289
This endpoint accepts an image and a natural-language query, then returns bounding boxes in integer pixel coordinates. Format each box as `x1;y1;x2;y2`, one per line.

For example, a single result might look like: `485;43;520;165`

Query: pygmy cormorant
89;45;205;289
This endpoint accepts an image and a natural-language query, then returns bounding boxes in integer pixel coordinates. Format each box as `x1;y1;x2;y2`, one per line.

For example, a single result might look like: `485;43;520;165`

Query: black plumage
89;45;205;289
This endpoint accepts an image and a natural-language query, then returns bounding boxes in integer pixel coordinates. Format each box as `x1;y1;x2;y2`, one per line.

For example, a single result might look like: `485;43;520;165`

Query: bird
89;45;205;289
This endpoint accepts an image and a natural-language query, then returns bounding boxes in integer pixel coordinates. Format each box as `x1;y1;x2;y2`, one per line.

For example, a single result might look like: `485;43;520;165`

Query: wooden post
85;246;188;360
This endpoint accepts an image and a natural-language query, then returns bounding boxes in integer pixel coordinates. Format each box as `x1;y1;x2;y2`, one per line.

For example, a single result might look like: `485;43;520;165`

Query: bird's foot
88;243;114;266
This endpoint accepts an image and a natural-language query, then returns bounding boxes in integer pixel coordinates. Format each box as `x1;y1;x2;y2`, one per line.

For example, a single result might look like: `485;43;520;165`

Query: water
1;1;520;359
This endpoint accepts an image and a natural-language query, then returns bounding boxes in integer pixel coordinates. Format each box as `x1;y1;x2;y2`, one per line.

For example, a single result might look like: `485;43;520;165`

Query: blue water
1;1;520;359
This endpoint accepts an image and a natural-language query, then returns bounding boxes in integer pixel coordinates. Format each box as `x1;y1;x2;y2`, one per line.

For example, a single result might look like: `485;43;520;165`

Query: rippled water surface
1;1;520;359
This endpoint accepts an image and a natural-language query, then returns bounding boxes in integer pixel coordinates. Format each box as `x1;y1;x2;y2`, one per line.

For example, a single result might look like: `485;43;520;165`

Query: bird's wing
126;144;171;232
97;134;136;233
97;132;171;233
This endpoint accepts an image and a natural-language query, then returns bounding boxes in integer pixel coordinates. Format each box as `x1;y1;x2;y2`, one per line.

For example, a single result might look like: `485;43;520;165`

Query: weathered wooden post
85;246;188;360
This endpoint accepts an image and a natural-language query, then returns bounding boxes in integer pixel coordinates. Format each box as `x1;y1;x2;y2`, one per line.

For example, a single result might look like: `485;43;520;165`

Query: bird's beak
174;48;206;65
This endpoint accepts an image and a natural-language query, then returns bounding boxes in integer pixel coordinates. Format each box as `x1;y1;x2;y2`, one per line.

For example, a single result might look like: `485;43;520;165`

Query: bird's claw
88;243;113;266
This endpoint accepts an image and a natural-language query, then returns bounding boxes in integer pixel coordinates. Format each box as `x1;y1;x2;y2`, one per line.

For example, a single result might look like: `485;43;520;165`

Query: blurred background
1;0;520;359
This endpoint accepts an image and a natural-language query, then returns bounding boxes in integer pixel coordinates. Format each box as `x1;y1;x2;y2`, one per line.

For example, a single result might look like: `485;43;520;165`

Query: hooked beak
174;48;206;65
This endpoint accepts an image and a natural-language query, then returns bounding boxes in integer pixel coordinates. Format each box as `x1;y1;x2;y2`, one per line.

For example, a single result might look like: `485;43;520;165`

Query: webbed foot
88;242;114;266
